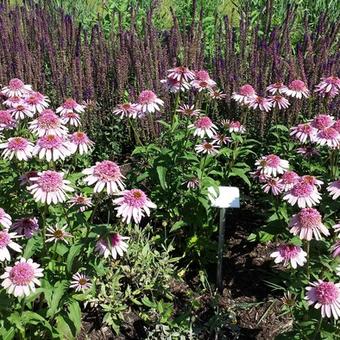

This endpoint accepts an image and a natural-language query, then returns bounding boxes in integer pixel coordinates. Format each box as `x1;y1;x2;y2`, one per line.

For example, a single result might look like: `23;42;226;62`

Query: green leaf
66;244;83;273
55;315;74;339
141;296;156;308
229;167;251;186
170;220;185;233
23;237;42;258
68;301;82;335
156;166;168;190
47;281;68;317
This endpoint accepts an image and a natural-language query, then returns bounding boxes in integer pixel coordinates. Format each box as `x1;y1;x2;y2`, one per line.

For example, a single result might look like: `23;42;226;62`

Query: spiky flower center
7;137;28;151
138;90;157;104
38;171;63;192
291;182;314;198
195;117;212;129
278;245;300;259
93;161;121;181
319;127;338;140
123;189;147;207
9;78;24;90
9;262;35;285
37;113;59;129
0;231;10;248
239;84;255;96
63;98;77;109
196;70;210;81
298;208;321;229
290;80;306;91
315;282;339;304
38;135;63;148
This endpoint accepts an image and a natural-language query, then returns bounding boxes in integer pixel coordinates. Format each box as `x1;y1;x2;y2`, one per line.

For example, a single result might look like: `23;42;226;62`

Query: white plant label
208;186;240;208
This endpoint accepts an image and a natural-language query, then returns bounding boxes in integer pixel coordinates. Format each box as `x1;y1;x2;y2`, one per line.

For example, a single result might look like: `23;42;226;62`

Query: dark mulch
78;203;292;339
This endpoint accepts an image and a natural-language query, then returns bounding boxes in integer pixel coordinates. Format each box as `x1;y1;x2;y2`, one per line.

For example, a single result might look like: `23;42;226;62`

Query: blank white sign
208;186;240;208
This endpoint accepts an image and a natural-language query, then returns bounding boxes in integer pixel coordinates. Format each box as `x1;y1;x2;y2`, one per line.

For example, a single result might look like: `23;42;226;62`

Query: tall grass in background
0;0;339;144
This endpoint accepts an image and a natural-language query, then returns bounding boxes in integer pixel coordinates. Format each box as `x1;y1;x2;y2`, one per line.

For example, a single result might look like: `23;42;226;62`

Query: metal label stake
208;186;240;293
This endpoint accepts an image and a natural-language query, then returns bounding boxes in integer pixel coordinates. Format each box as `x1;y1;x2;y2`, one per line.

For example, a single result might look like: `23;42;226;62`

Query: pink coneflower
10;103;34;120
262;178;284;196
56;98;85;115
209;88;226;100
0;208;12;229
221;119;246;134
112;189;157;224
1;78;32;97
0;258;43;297
0;110;16;130
315;127;339;148
95;233;129;259
231;84;256;105
82;160;125;195
266;82;288;95
290;123;317;143
29;111;68;137
186;178;200;189
195;141;220;155
212;133;232;145
46;225;72;244
19;171;38;186
0;137;34;161
60;111;81;127
255;154;289;177
70;273;92;292
191;70;216;91
296;146;320;157
177;104;201;117
306;280;340;319
3;96;23;108
27;170;74;204
189;116;218;138
268;95;290;109
33;135;74;161
69;131;94;155
283;181;321;208
250;169;270;183
137;90;164;114
248;96;272;112
301;175;323;188
311;114;335;130
282;80;310;98
113;103;139;119
331;241;340;258
289;208;329;240
270;244;307;269
24;91;50;113
327;180;340;200
69;194;93;212
0;229;21;261
11;217;39;238
315;76;340;98
160;77;190;93
280;171;300;191
166;66;195;82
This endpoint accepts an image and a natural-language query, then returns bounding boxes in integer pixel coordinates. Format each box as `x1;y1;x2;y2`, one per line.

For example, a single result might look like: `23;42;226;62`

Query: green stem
41;204;48;256
128;118;143;146
306;241;310;280
312;313;322;340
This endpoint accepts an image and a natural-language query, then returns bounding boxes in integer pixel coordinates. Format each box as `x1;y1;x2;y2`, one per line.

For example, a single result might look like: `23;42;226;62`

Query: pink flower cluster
290;114;340;149
0;79;94;163
231;75;340;113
